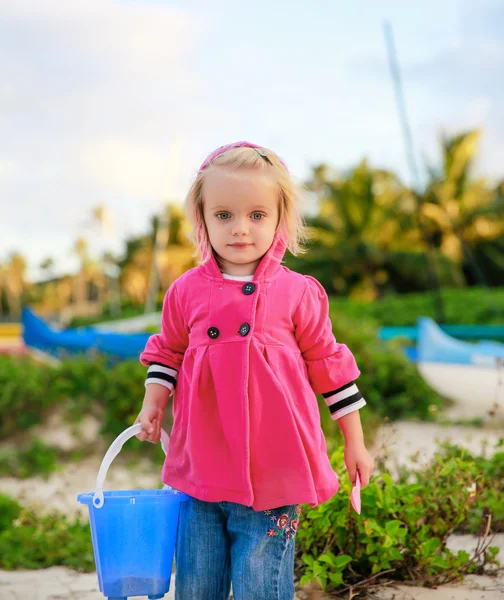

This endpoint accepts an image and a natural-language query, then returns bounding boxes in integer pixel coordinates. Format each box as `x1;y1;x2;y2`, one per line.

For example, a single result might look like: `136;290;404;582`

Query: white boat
417;318;504;420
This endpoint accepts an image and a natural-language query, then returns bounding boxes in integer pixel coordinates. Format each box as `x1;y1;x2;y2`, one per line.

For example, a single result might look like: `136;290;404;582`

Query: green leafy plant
0;494;94;572
0;438;59;479
329;286;504;327
0;355;148;440
296;445;501;596
418;440;504;535
0;356;56;436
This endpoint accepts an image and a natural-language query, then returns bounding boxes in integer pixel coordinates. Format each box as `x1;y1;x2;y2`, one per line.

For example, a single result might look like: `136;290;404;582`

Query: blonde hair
184;146;308;263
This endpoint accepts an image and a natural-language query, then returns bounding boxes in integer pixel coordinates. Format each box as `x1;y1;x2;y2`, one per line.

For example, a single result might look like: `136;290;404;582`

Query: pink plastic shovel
350;472;361;514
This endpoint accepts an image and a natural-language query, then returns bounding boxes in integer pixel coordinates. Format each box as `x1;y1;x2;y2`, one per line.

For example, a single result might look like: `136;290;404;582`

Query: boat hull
418;362;502;418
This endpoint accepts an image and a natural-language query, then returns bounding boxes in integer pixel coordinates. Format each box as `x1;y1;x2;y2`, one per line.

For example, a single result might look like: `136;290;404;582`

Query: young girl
135;141;374;600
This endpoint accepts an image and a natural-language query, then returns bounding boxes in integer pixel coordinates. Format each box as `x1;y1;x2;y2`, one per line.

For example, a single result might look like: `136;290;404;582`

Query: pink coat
140;233;364;510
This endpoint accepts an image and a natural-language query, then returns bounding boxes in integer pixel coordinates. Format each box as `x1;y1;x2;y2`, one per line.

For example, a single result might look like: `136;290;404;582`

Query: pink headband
199;141;287;171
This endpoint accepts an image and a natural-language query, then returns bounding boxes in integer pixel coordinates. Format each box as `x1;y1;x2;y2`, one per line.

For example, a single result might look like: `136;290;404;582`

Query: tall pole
383;21;445;322
144;207;170;314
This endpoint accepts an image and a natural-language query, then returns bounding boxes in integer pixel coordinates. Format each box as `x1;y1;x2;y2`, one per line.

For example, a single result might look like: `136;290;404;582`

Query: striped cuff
145;362;178;394
322;381;366;420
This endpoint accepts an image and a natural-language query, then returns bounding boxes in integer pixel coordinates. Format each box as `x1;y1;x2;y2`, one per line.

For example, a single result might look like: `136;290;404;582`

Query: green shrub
330;286;504;327
416;440;504;535
98;360;149;439
52;357;109;416
0;355;166;466
0;494;22;533
296;444;502;596
0;438;59;479
0;356;57;437
0;355;147;440
0;494;94;572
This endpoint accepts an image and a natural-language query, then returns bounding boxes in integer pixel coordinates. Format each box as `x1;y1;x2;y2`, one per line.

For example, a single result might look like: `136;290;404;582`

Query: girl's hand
134;401;164;443
344;442;375;488
135;383;171;443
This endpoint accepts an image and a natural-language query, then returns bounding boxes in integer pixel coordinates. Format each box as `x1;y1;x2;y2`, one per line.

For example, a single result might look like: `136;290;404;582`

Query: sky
1;0;503;279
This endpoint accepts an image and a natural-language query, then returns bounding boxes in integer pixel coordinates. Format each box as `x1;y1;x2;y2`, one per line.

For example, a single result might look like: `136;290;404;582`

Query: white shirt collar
222;273;254;282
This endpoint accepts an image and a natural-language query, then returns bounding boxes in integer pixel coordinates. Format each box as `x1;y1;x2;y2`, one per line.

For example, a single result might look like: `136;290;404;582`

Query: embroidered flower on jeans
270;515;277;522
277;514;289;530
290;518;299;533
296;504;302;516
264;510;272;515
285;530;293;539
267;529;277;537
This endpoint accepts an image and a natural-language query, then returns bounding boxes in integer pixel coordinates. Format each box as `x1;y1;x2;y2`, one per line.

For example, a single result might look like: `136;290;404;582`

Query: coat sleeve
293;275;366;420
139;282;188;395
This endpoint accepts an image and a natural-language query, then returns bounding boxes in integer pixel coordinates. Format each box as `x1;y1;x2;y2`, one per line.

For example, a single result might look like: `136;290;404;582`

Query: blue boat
22;308;150;361
416;318;504;419
418;318;504;366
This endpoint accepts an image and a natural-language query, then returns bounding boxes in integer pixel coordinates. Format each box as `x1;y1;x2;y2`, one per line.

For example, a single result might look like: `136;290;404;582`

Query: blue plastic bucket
77;424;189;600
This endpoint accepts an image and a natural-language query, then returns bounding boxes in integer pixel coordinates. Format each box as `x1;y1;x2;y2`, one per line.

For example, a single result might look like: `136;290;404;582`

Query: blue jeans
174;497;301;600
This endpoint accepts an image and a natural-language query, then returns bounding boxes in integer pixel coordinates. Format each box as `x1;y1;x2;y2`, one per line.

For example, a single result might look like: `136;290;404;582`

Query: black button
239;323;250;336
207;327;219;339
242;283;256;295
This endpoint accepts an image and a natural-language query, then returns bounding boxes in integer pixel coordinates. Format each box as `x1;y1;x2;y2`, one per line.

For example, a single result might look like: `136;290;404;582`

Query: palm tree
144;137;183;313
299;160;422;298
118;204;196;309
120;237;152;306
40;257;55;280
4;253;27;318
420;130;504;285
0;261;6;316
91;205;121;317
145;205;171;314
72;237;91;306
157;204;197;291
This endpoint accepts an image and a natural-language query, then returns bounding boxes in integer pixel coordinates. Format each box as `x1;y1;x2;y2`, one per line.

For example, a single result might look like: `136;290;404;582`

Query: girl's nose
232;219;249;236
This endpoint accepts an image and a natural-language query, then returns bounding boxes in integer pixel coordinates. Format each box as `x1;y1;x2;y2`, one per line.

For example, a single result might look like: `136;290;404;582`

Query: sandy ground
1;417;502;599
373;419;503;477
1;535;502;600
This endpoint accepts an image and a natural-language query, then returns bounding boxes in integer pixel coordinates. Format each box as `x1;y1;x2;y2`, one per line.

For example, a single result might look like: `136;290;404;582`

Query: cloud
342;1;504;183
0;0;214;274
461;0;504;42
2;0;504;277
77;138;173;199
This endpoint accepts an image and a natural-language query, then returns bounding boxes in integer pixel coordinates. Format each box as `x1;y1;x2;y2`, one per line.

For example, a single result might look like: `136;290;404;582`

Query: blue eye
216;213;230;220
251;213;264;220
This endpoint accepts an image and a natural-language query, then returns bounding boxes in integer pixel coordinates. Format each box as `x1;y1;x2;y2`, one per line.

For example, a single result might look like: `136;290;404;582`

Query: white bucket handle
92;423;169;509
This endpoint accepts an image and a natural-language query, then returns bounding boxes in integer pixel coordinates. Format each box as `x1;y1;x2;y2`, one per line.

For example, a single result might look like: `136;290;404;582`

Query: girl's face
202;166;279;276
